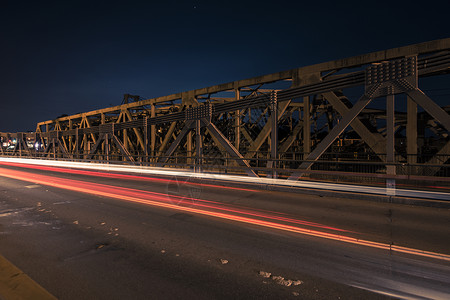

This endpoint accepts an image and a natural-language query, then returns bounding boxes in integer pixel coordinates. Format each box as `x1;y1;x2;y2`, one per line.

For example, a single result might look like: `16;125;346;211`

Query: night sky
1;0;449;132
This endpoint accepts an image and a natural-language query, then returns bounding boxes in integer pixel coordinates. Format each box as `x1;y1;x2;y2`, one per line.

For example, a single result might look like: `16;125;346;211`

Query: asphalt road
0;162;449;299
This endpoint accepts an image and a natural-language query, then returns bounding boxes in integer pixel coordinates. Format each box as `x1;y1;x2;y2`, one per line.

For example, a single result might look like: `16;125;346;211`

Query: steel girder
1;39;449;183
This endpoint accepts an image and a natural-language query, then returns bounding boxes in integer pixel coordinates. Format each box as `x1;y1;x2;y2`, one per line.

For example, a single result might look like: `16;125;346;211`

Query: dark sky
1;0;449;132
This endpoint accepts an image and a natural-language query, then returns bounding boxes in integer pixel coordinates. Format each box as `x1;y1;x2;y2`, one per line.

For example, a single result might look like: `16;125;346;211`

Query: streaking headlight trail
0;166;449;262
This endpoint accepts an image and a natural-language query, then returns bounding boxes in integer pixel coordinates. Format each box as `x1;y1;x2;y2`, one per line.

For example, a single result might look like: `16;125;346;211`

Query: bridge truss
1;39;450;191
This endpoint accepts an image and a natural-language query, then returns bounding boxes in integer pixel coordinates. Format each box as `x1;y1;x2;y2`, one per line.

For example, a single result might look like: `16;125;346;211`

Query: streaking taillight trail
0;161;258;192
0;166;449;262
1;157;449;200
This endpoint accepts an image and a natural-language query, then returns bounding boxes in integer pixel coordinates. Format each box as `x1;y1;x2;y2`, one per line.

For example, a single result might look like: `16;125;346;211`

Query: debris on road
220;259;228;265
258;271;271;278
272;276;293;286
73;220;79;225
259;271;303;287
292;280;303;286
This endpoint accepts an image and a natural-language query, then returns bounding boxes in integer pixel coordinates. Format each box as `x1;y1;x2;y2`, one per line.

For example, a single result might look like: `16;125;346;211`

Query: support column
45;124;49;155
120;110;128;161
105;133;110;163
386;94;396;195
123;129;128;157
270;91;278;178
101;114;105;160
83;132;88;159
53;135;56;159
68;119;73;154
75;128;79;159
303;96;311;158
407;96;417;164
151;104;156;161
187;131;192;168
292;72;320;160
235;89;241;152
195;119;202;173
144;117;149;162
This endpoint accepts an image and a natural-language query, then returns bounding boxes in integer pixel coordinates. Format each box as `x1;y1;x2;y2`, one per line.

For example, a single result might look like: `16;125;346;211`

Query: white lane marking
0;212;16;217
25;184;41;189
53;201;71;205
0;207;34;217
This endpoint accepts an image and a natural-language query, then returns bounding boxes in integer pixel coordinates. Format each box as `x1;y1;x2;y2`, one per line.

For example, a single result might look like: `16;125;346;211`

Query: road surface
0;160;449;299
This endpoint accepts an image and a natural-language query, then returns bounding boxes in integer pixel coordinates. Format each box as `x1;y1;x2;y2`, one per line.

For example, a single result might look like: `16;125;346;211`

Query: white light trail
0;157;449;201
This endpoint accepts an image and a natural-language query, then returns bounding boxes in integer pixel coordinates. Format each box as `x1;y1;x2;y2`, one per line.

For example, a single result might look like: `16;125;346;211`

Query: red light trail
0;161;257;193
1;166;449;262
2;158;449;201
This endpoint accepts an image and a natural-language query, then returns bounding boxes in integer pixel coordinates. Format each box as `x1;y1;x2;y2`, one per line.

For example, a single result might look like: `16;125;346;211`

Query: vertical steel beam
303;96;311;156
292;72;320;158
187;131;192;167
52;136;56;159
105;133;109;162
75;128;79;159
386;94;396;194
144;117;149;162
100;114;105;159
123;113;128;156
407;96;417;164
45;124;49;153
186;103;194;167
235;89;241;152
151;104;156;159
68;119;73;154
270;91;278;178
83;132;88;159
195;119;202;173
386;95;395;163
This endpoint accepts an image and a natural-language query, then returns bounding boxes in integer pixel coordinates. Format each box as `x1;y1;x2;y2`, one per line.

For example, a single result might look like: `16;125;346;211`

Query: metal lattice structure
1;38;450;189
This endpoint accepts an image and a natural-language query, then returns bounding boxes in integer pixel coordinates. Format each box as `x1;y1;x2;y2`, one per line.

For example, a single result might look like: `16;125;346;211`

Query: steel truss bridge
1;39;450;193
